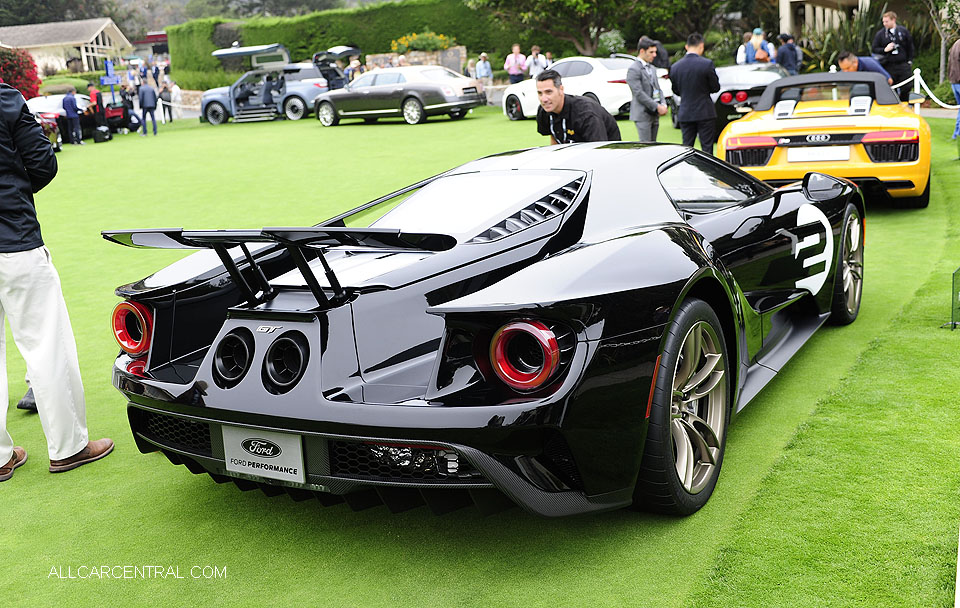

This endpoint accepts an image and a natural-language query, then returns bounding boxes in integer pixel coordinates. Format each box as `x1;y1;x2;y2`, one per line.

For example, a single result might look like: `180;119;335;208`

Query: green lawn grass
2;107;958;606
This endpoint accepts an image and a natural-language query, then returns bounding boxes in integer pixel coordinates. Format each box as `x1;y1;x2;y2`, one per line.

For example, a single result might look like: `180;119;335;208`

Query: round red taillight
735;90;748;102
112;301;152;356
719;92;733;104
489;320;561;392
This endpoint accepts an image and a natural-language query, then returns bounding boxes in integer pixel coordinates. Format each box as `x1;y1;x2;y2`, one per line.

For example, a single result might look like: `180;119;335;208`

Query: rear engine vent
539;432;583;490
726;148;774;167
329;441;487;482
461;86;478;95
136;410;213;457
262;332;310;394
469;176;585;243
865;143;919;163
213;328;255;389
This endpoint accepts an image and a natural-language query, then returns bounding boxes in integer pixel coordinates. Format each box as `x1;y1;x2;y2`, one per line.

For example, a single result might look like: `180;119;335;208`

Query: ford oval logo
806;134;831;143
241;438;282;458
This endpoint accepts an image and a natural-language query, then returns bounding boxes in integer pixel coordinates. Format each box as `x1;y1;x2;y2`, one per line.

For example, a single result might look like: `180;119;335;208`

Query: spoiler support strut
102;227;456;309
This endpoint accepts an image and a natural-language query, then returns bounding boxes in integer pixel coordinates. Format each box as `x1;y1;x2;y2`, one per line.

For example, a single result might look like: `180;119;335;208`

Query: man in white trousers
0;82;113;482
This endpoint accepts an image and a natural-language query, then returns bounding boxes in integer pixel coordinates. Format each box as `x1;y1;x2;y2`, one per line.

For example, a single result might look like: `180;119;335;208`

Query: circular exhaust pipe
213;328;255;389
263;332;309;394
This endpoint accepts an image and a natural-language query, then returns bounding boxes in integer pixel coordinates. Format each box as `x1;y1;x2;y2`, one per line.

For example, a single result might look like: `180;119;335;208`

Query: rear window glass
370;171;582;240
420;68;463;82
717;65;787;88
659;155;757;208
375;73;405;85
597;58;635;70
777;83;874;103
284;65;321;81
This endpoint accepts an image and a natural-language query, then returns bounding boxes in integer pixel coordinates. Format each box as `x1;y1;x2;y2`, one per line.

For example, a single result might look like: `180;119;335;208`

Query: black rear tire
505;95;524;120
634;298;730;515
402;97;426;124
316;101;339;126
205;101;227;126
828;203;864;325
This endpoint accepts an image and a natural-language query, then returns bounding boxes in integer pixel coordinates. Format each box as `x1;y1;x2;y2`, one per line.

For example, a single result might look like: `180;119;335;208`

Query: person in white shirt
525;45;548;78
735;32;752;65
169;80;183;119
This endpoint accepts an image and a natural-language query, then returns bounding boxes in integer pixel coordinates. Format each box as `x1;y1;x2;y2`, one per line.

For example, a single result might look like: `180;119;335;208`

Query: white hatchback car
502;55;673;120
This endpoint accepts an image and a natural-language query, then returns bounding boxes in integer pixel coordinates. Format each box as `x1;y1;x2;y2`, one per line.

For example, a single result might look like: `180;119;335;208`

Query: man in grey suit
627;36;667;141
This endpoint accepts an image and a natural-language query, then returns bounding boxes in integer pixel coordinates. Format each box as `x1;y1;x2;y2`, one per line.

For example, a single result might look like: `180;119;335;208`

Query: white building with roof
0;18;132;73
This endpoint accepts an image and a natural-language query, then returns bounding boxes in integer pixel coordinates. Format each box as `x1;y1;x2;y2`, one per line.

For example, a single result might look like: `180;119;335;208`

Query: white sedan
502;55;672;120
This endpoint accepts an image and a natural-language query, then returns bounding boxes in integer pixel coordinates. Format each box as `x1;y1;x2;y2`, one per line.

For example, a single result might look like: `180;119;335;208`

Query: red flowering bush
0;48;42;99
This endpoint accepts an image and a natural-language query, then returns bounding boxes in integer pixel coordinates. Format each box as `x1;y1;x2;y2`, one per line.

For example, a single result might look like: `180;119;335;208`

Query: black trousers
680;119;716;154
886;62;912;101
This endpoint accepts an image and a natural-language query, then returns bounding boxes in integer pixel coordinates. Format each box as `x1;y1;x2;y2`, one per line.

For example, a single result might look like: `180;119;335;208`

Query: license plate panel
787;145;851;162
222;426;305;484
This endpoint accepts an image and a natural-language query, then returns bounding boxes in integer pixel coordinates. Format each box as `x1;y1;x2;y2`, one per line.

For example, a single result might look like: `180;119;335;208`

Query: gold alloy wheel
670;320;727;494
841;213;864;315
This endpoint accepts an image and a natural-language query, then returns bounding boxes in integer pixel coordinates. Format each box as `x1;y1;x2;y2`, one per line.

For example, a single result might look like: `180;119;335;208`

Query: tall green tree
232;0;341;16
463;0;636;56
911;0;960;83
466;0;725;55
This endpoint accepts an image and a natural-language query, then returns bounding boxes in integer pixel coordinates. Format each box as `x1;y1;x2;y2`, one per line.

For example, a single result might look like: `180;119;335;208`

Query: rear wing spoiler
102;227;456;308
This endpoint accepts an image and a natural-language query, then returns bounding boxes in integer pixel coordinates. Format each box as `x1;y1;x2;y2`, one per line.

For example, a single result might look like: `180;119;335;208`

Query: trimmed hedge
169;0;573;71
168;18;235;72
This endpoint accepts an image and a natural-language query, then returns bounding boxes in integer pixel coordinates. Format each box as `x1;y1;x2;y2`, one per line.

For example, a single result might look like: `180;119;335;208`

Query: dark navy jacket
62;92;79;118
138;86;158;110
0;84;58;252
778;42;799;75
855;56;892;81
669;53;721;122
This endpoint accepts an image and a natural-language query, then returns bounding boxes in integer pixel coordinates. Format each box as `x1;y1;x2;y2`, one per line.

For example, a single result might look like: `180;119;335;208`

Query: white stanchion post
914;68;922;115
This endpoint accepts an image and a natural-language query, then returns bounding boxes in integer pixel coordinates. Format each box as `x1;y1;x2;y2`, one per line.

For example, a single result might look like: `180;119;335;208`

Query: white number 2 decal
793;204;834;296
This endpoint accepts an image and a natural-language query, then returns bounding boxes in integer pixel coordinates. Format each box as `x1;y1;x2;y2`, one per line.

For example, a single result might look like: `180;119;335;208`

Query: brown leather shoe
49;438;114;473
0;447;27;482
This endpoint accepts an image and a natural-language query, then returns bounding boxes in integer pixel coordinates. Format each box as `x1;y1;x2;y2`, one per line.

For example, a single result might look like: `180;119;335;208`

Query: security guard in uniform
535;70;620;144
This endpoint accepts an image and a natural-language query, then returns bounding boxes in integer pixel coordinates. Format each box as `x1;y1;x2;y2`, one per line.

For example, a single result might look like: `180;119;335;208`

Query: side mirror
802;172;845;201
908;92;925;104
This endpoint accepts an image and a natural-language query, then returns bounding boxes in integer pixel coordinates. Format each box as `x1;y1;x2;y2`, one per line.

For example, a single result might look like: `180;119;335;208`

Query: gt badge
256;325;282;333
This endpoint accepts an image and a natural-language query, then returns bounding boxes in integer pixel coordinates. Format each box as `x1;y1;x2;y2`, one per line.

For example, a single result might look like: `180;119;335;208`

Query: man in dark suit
669;33;721;153
626;36;667;142
871;11;914;102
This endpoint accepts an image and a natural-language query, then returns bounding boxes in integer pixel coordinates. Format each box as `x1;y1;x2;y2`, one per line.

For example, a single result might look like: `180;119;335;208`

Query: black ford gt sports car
105;144;864;517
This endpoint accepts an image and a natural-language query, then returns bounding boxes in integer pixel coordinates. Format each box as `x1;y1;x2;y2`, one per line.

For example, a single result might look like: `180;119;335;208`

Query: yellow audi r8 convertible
717;72;931;207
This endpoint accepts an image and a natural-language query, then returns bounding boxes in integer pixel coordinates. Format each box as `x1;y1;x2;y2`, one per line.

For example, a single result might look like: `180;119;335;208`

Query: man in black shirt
535;70;620;144
871;10;914;102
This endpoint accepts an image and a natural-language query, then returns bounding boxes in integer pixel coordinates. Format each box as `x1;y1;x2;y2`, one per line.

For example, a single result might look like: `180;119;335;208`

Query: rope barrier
890;75;914;90
915;72;960;110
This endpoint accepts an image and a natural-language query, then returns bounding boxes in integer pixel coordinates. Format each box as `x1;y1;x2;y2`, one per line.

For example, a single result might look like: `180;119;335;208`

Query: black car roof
754;71;900;110
461;141;688;173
